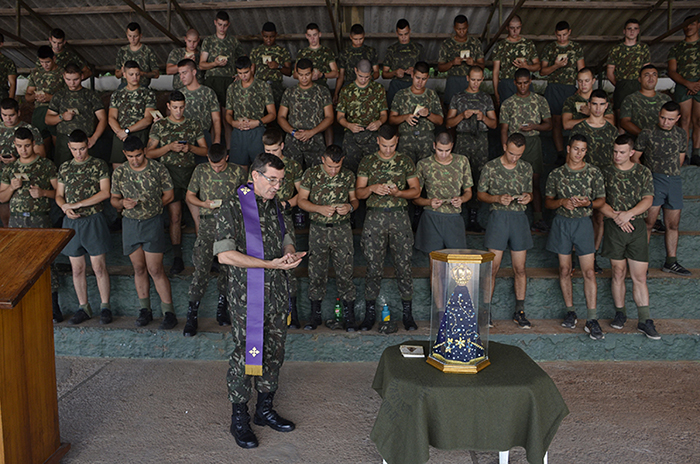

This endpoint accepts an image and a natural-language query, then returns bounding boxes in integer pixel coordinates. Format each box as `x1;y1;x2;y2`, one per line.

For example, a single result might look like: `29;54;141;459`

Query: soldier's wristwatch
125;128;130;135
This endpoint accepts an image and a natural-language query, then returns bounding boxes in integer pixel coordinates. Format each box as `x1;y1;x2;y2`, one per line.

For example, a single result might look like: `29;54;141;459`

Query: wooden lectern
0;228;74;464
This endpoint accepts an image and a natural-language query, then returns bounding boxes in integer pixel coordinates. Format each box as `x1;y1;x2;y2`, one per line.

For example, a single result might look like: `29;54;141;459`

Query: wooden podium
0;228;74;464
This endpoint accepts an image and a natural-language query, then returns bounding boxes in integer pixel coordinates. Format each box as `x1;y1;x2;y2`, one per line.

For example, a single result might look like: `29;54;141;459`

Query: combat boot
402;300;418;331
52;291;63;323
288;296;301;329
359;300;376;331
304;300;322;330
230;403;258;448
216;293;230;326
343;300;356;332
253;392;295;432
183;301;199;337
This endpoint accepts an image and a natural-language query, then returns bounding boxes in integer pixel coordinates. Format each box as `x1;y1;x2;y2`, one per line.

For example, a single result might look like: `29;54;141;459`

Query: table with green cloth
371;341;569;464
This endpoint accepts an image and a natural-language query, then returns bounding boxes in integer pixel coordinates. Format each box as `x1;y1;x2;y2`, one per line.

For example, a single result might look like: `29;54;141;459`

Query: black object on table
371;341;569;464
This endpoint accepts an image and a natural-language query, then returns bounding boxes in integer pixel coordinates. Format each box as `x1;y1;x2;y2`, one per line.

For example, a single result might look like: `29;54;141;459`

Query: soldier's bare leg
167;200;182;246
557;253;574;308
510;250;528;300
610;259;628;308
186;200;201;235
578;253;597;312
488;248;505;299
145;251;173;306
645;205;662;242
69;255;89;306
662;208;681;258
628;258;650;307
129;247;152;299
89;253;110;306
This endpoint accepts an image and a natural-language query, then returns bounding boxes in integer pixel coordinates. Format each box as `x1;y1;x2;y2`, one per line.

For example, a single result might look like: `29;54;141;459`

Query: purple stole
237;184;285;376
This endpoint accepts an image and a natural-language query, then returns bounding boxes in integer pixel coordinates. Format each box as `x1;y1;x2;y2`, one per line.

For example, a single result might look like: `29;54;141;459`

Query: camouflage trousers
283;132;325;169
227;302;287;403
9;214;59;292
398;130;434;164
342;129;378;173
188;215;226;301
284;212;298;295
456;131;489;209
308;220;356;301
361;209;414;301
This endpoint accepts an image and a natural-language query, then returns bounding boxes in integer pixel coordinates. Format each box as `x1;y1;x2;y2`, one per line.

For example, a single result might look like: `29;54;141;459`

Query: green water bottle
334;298;343;322
382;304;390;322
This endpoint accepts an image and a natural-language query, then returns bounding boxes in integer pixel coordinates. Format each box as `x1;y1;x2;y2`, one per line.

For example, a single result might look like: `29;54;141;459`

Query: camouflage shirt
37;48;86;72
300;164;356;223
449;91;494;134
570;121;618;167
601;162;654;218
0;156;56;214
148;117;204;168
109;86;157;129
337;44;378;84
187;162;245;207
183;85;219;132
636;125;686;176
391;87;443;135
416;154;473;214
562;93;614;119
383;41;424;82
620;91;671;132
0;122;44;156
167;48;203;89
545;163;605;218
668;39;700;81
357;151;417;209
57;156;109;216
608;42;651;81
277;157;303;203
26;66;65;108
48;87;104;136
500;92;551;137
478;157;533;212
337;81;387;127
492;38;538;80
250;44;292;83
115;45;159;87
225;78;273;120
201;35;244;78
0;54;17;98
438;36;484;77
540;41;584;85
280;83;332;130
111;159;173;220
296;46;336;88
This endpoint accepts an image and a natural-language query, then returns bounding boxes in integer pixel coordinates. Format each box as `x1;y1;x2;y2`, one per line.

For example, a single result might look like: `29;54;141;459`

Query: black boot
402;300;418;331
230;403;258;448
288;297;301;329
216;293;231;326
52;291;63;323
467;208;484;232
359;300;376;331
183;301;199;337
253;392;295;432
343;300;356;332
304;300;322;330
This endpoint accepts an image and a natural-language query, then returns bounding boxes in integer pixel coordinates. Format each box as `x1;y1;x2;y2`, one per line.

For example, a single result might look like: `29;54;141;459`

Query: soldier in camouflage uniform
40;28;91;79
277;58;334;168
437;15;485;106
356;124;421;331
213;153;301;449
492;15;540;107
183;143;245;336
167;29;203;90
544;134;606;340
382;19;424;107
200;11;245;108
108;61;157;167
668;16;700;164
389;61;444;164
414;131;473;254
146;90;207;275
1;98;45;158
337;59;388;173
111;136;177;329
0;128;62;320
250;22;292;107
620;65;671;136
25;46;65;147
607;18;651;114
477;133;534;328
178;58;221;148
297;145;358;331
56;130;112;325
334;24;379;104
540;21;585;155
0;34;17;100
599;134;660;339
225;56;276;168
296;23;338;91
114;22;159;88
562;68;615;132
636;102;691;276
46;63;108;168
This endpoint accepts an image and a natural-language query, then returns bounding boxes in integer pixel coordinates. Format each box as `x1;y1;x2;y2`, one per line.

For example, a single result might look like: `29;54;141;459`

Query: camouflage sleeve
541;42;555;64
281;46;292;63
428;90;443;116
376;84;388;113
299;168;313;192
636;129;650;155
369;47;379;66
438;39;451;63
415;159;426;188
592;166;606;199
213;199;240;255
192;120;205;142
27;70;36;88
149;120;163;141
146;89;157;109
642;44;651;64
110;167;123;196
538;95;552;120
524;163;534;191
187;165;201;193
90;90;104;115
357;154;371;178
499;99;513;126
320;85;332;107
116;47;126;69
336;49;347;70
403;156;417;180
640;166;654;197
279;87;291;110
472;38;484;60
544;168;559;198
201;37;213;56
48;91;62;114
574;42;584;61
562;96;575;115
382;45;396;69
57;163;68;185
225;83;235;112
148;47;159;72
206;88;219;113
492;41;504;62
348;171;357;191
477;163;492;192
461;158;473;190
336;87;349;114
262;82;274;107
97;158;110;180
30;126;44;146
291;159;303;183
167;49;180;65
157;162;174;192
668;43;680;61
390;89;407;114
109;90;120;109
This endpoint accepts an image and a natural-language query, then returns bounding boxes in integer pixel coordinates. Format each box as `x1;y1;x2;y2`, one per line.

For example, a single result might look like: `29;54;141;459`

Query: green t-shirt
26;66;65;108
337;44;378;84
182;85;220;133
277;157;303;203
300;164;356;224
416;155;473;214
225;79;273;120
492;38;538;80
636;125;686;176
201;35;244;78
167;48;203;89
187;162;245;209
545;163;605;218
48;87;104;136
608;42;651;81
668;39;700;81
499;93;551;137
478;157;533;212
109;86;157;129
391;87;443;135
296;45;337;88
438;36;484;77
601;162;654;219
37;48;86;72
570;120;618;168
383;41;424;82
0;156;56;214
280;84;332;130
562;93;614;119
540;41;584;85
57;156;109;217
620;91;671;132
148;117;204;168
449;91;495;134
357;151;417;208
111;159;173;220
0;54;17;99
337;81;387;127
250;44;292;83
115;45;159;87
0;122;44;157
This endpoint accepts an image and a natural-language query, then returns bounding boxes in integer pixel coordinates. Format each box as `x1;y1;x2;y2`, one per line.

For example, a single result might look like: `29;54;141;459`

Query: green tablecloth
371;341;569;464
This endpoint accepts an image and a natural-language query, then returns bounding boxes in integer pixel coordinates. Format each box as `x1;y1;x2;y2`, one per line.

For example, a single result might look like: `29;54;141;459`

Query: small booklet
262;55;272;64
216;55;228;62
557;53;568;62
210;199;222;208
67;108;79;115
413;104;425;115
575;102;587;113
14;173;30;181
400;344;425;358
460;50;470;59
150;110;164;120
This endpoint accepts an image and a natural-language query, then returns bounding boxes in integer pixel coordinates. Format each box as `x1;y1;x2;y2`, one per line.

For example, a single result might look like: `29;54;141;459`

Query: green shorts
652;173;683;210
8;212;51;228
414;210;467;254
544;83;577;116
546;214;595;256
674;79;700;103
613;79;640;110
31;105;56;139
230;126;265;167
122;215;167;256
521;136;543;175
600;217;649;262
62;212;112;257
164;164;195;201
484;210;533;252
110;129;149;164
204;76;233;107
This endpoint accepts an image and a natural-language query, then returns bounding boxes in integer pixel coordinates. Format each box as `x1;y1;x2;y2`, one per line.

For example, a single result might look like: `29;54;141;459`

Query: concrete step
52;317;700;362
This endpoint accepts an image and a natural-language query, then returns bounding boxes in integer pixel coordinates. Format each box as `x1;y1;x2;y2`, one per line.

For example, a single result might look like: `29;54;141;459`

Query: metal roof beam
121;0;184;47
484;0;528;57
169;0;193;31
649;12;700;45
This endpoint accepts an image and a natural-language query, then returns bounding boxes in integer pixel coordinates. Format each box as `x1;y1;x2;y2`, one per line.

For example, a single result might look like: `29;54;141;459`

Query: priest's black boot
359;300;376;331
288;296;301;329
230;403;258;448
253;392;295;432
343;300;357;332
402;300;418;331
304;300;322;330
183;301;199;337
216;293;231;326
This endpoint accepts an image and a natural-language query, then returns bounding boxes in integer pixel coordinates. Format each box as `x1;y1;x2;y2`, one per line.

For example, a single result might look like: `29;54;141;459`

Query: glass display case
426;249;494;373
